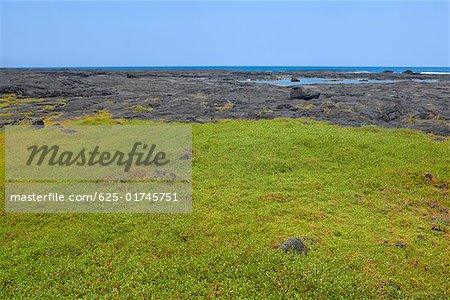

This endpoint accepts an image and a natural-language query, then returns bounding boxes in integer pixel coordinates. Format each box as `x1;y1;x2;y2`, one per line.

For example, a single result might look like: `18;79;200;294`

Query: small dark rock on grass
424;172;434;181
380;281;401;290
179;148;193;160
277;237;315;254
31;119;45;128
431;224;445;232
394;241;406;249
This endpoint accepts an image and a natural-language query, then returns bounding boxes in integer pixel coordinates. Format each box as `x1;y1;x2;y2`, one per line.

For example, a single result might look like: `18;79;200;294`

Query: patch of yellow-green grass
217;101;234;112
18;112;33;117
21;98;47;103
0;94;17;109
0;94;46;103
55;99;68;107
55;110;124;125
194;93;207;99
41;105;56;112
133;105;154;113
403;116;418;124
0;106;13;112
0;93;17;102
0;113;12;117
257;107;274;116
144;97;161;104
403;115;449;126
334;103;353;113
0;118;449;299
323;107;333;115
296;103;316;110
42;112;65;124
45;111;162;126
0;95;55;111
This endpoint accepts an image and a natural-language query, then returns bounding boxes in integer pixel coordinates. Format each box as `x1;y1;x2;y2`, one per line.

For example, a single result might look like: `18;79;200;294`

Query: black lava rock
0;85;27;95
31;119;45;128
378;103;401;122
278;238;306;253
290;87;320;100
402;70;417;75
394;241;406;249
380;281;401;290
276;104;294;110
431;225;445;232
433;137;446;142
126;73;139;79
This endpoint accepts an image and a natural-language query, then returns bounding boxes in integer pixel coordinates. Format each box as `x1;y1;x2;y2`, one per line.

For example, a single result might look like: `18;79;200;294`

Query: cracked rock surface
1;69;448;135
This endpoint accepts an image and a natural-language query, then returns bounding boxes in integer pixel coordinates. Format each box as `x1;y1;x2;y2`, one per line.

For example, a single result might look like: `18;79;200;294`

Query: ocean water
253;78;438;86
16;66;450;74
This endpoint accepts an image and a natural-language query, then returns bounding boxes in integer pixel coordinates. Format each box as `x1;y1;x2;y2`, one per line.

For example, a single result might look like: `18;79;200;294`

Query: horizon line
2;65;449;69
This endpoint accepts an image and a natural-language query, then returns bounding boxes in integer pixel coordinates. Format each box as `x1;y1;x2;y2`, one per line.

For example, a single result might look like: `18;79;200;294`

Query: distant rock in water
290;77;300;82
290;86;320;100
383;70;394;73
402;70;418;75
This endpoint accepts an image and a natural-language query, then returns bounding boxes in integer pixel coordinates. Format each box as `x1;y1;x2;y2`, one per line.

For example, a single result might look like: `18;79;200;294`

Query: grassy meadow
1;113;449;298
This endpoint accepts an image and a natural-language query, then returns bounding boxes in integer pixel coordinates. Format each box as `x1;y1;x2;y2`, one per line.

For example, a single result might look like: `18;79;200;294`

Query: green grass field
1;115;449;299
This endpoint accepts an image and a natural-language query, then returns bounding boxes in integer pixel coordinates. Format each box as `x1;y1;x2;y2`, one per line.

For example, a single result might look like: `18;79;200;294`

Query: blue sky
0;1;448;67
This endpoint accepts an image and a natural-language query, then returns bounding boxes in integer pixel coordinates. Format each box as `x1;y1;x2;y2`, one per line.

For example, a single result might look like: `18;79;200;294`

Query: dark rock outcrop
277;237;315;254
394;241;406;248
402;70;418;75
126;73;139;79
31;119;45;128
0;85;27;95
278;237;306;253
377;102;401;122
380;281;401;290
290;86;320;100
0;69;448;135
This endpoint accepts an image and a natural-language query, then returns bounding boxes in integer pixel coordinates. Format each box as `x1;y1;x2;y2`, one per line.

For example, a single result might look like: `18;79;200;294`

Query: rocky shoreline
0;69;449;135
